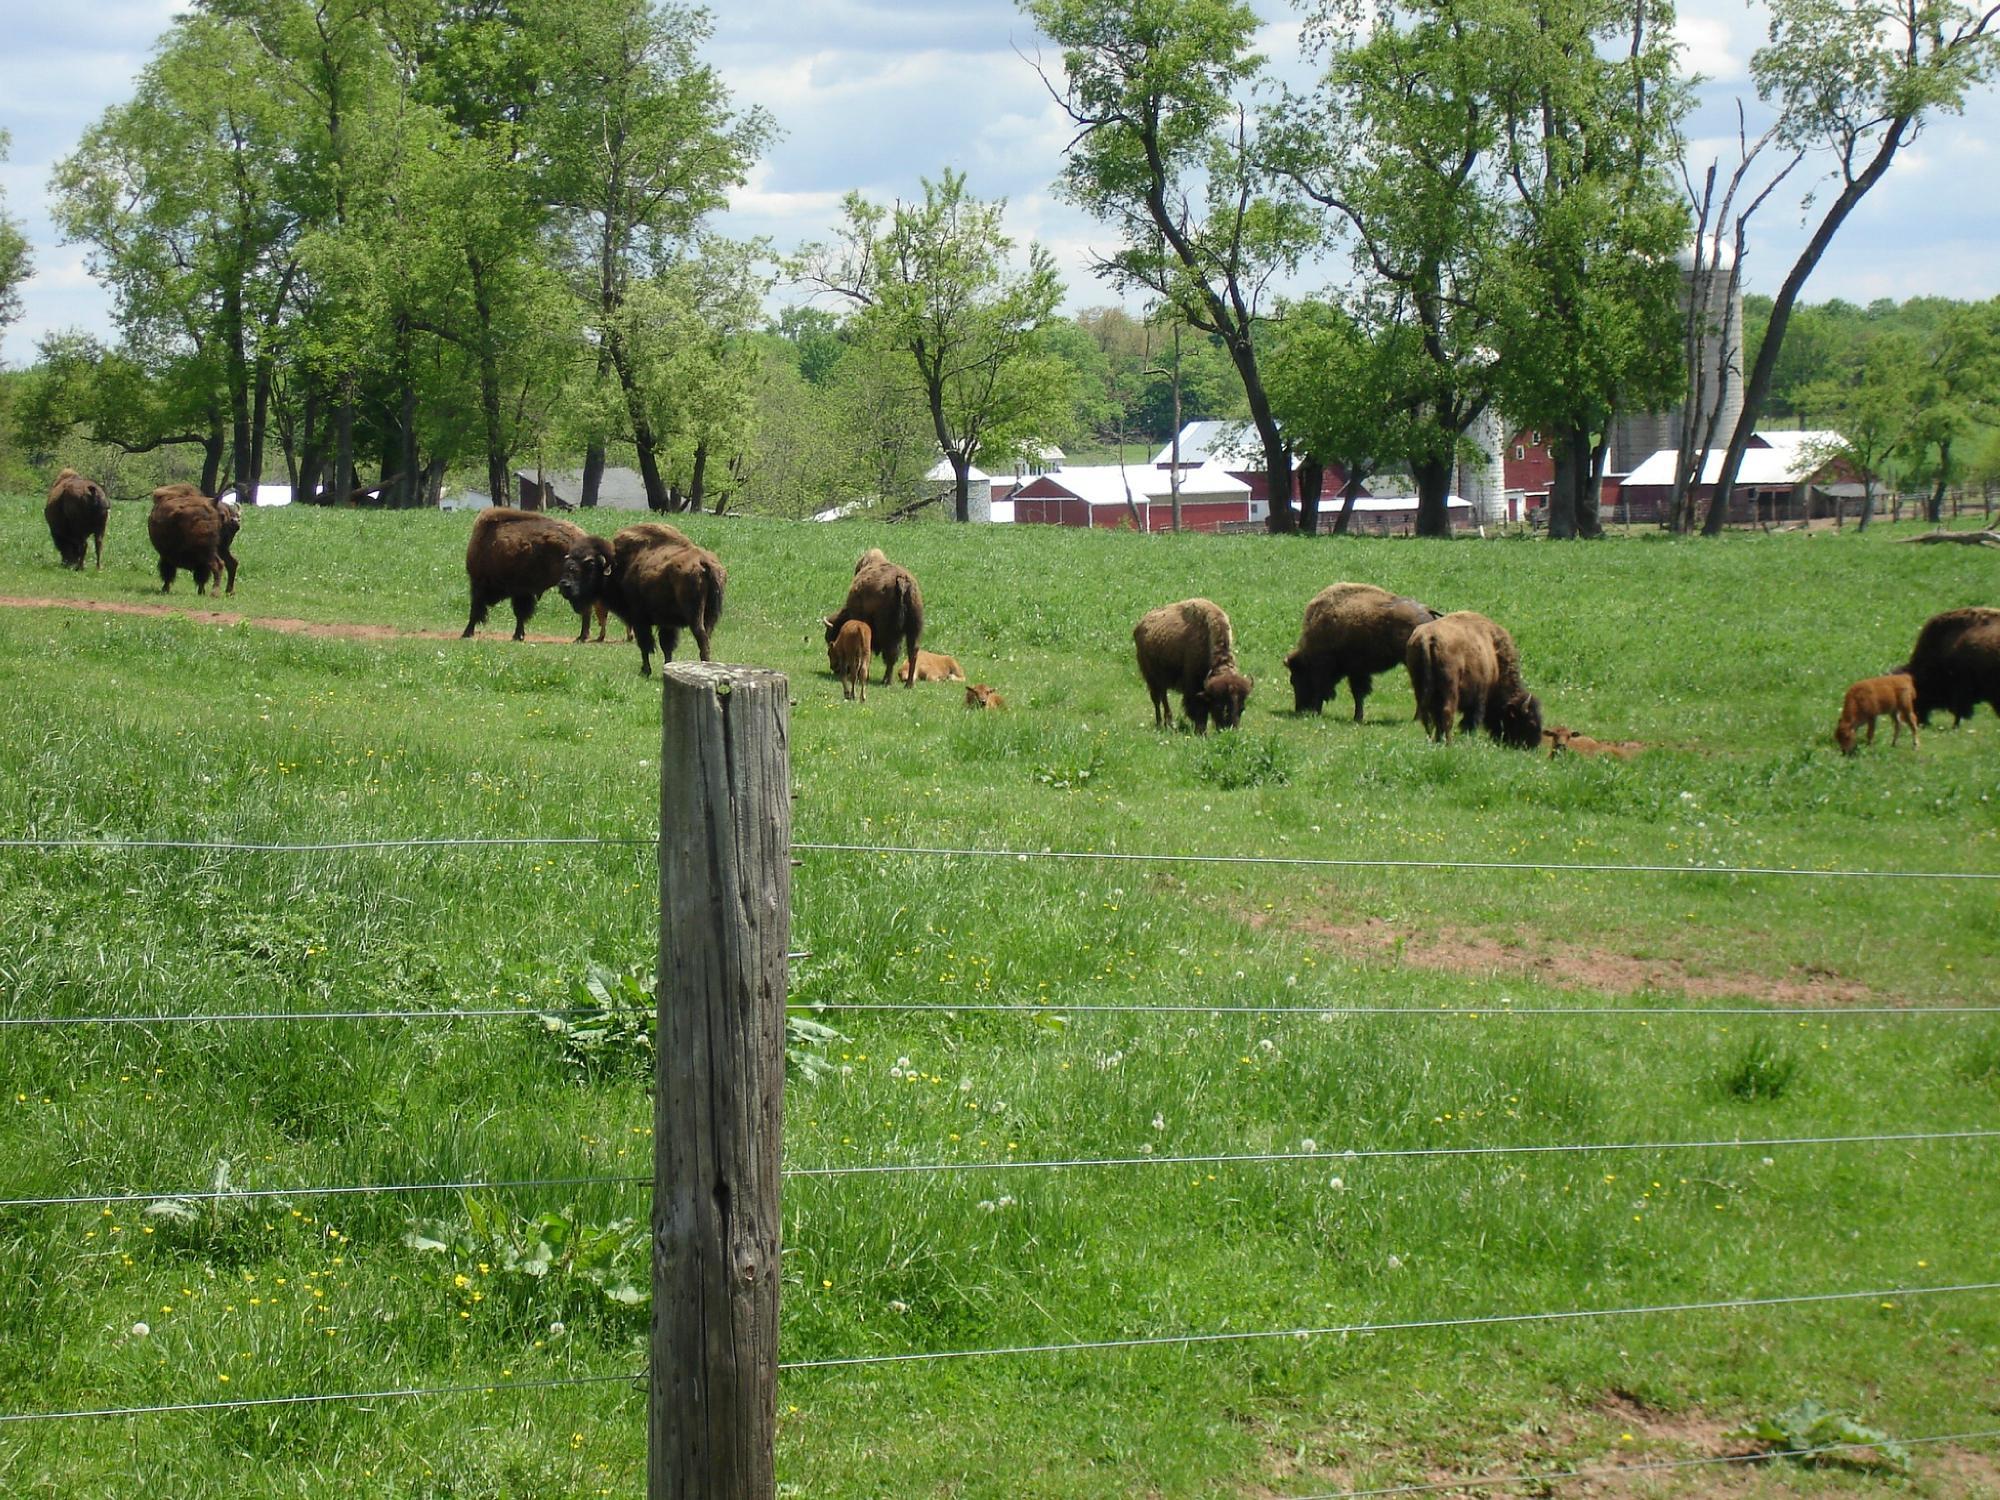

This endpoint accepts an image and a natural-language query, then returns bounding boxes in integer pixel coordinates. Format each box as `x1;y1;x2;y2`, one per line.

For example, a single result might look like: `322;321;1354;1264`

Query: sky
4;0;1999;368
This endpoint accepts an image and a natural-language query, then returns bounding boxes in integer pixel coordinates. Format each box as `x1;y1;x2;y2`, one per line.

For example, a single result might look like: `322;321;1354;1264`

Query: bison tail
701;557;726;637
1415;634;1442;736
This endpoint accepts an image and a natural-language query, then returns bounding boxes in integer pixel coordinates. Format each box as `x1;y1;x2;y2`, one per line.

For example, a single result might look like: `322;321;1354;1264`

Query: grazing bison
824;548;924;687
829;620;872;701
1405;611;1542;748
147;484;239;595
1834;673;1920;755
1285;582;1438;720
1133;597;1252;733
462;507;606;642
913;650;966;682
45;470;111;570
557;525;725;676
1898;607;2000;725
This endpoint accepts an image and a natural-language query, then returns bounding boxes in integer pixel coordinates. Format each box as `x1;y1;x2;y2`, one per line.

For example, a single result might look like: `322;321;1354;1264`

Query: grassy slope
0;497;1996;1498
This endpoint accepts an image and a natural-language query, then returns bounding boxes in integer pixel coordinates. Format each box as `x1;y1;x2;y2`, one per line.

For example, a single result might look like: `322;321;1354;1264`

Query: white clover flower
1152;1113;1166;1131
1301;1139;1317;1153
1385;1254;1403;1271
895;1057;910;1070
890;1300;910;1314
130;1322;150;1339
549;1321;566;1337
1329;1177;1344;1191
977;1200;996;1213
958;1077;974;1092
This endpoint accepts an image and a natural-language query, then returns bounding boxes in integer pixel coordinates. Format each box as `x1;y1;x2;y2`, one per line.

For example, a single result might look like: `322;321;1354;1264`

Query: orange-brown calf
1835;672;1919;755
964;683;1005;710
829;619;872;702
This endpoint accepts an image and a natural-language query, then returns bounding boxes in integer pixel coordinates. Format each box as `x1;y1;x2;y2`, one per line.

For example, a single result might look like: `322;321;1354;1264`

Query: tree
1273;0;1511;537
1026;0;1315;532
1902;300;2000;522
804;170;1071;523
1487;0;1688;539
1264;296;1430;534
1796;333;1918;529
1702;0;2000;534
0;131;29;336
538;0;770;510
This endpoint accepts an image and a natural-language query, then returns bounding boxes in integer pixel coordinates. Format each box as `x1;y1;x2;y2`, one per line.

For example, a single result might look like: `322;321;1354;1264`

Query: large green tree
805;170;1071;523
0;131;30;337
1026;0;1315;532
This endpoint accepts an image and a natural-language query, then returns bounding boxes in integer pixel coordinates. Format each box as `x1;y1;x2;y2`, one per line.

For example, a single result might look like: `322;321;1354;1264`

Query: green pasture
0;496;1996;1497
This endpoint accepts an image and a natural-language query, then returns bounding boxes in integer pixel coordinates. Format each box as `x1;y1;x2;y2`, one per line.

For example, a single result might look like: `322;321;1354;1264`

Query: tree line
1;0;1995;535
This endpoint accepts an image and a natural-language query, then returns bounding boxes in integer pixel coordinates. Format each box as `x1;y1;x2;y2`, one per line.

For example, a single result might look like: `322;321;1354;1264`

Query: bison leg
509;592;537;641
220;549;238;595
593;600;609;644
690;620;712;663
660;625;683;664
633;621;657;676
463;588;492;638
159;560;176;594
93;531;103;570
1185;692;1211;735
1349;673;1371;724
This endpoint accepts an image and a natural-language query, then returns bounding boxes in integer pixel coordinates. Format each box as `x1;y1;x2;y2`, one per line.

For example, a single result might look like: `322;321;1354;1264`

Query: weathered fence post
652;663;790;1500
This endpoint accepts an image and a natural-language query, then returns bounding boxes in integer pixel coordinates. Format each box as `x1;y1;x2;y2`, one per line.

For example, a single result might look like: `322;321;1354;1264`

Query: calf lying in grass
965;683;1005;710
1543;725;1645;760
1835;672;1919;755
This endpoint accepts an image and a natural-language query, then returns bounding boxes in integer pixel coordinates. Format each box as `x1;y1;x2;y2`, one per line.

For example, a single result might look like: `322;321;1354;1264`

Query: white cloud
1673;15;1745;83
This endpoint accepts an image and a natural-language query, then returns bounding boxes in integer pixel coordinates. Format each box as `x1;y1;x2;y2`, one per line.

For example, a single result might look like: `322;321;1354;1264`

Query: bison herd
30;476;2000;752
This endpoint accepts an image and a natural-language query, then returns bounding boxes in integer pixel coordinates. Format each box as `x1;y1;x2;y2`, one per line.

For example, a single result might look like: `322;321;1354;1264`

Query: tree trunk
224;286;252;499
397;368;421;509
1332;470;1363;535
608;333;671;512
1262;439;1296;534
582;443;607;509
424;454;448;507
691;441;709;514
471;260;512;512
201;413;225;497
1928;439;1951;524
1581;428;1608;539
333;383;356;508
297;380;324;504
1412;455;1453;538
1858;478;1876;530
246;356;274;505
1296;456;1323;536
1703;115;1914;536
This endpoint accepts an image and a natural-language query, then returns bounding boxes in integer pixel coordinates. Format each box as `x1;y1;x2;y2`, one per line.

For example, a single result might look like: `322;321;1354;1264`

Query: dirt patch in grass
1251;909;1882;1007
1259;1392;1994;1497
0;594;589;645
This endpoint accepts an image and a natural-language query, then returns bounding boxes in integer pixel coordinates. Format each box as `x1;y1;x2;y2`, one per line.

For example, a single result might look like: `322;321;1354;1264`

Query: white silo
1610;240;1744;471
1457;407;1508;528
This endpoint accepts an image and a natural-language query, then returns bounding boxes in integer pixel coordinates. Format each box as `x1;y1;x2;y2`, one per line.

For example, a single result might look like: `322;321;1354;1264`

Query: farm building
513;467;650;511
1011;460;1261;531
1618;431;1861;524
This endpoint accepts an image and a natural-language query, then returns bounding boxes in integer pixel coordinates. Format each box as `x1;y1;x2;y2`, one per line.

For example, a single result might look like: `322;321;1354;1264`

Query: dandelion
1385;1254;1403;1270
1301;1139;1317;1153
1151;1113;1165;1131
1329;1177;1344;1191
130;1322;149;1339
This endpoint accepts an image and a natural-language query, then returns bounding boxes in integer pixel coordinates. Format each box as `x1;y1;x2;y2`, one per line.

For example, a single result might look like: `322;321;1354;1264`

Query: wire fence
6;823;1997;1488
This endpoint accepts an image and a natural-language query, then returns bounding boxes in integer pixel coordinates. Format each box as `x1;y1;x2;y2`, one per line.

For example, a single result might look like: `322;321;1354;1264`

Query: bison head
1494;690;1544;750
1203;668;1253;731
558;540;614;608
822;614;844;645
1284;649;1330;715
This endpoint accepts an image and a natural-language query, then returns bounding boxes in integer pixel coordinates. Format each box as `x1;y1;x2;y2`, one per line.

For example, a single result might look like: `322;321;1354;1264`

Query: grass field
1;496;1996;1498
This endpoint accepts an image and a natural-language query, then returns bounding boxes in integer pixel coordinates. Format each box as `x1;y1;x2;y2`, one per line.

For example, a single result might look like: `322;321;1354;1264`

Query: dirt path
0;593;589;645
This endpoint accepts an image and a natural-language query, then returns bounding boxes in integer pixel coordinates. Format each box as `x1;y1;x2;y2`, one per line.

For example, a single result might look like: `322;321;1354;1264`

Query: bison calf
829;620;872;701
1133;598;1251;733
965;683;1005;710
913;650;966;682
824;548;924;687
1405;611;1542;748
558;525;725;677
46;469;111;570
147;484;239;595
1835;673;1919;755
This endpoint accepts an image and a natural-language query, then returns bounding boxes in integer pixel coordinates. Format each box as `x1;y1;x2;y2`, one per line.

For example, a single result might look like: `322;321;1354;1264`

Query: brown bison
1898;607;2000;725
1405;611;1542;748
46;470;111;570
1133;597;1252;733
462;507;608;642
824;548;924;687
1285;582;1438;721
147;484;239;595
829;620;872;702
557;525;725;677
964;683;1005;710
1834;673;1919;755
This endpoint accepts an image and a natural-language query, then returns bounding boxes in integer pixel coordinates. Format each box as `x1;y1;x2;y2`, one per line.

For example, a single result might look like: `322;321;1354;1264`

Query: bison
147;484;239;595
1133;597;1252;733
557;525;725;677
1405;611;1542;748
46;470;111;570
1835;673;1920;755
964;682;1005;710
829;620;872;701
1898;607;2000;725
824;548;924;688
1285;582;1438;720
913;650;966;682
462;507;608;642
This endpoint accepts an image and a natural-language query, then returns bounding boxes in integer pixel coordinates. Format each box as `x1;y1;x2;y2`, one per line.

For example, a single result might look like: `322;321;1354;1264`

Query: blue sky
4;0;1998;366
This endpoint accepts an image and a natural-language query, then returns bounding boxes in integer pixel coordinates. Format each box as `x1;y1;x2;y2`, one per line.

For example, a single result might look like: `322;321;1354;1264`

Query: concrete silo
1610;242;1744;471
1456;406;1509;528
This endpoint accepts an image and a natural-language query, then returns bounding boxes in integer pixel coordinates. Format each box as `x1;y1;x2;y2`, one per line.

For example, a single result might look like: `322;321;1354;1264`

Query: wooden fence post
652;663;790;1500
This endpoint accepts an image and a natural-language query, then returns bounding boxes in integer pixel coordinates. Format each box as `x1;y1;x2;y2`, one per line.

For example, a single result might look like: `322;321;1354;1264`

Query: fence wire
7;834;1996;883
1279;1425;2000;1500
776;1280;2000;1371
6;1283;1993;1427
10;1127;1993;1212
806;999;2000;1018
